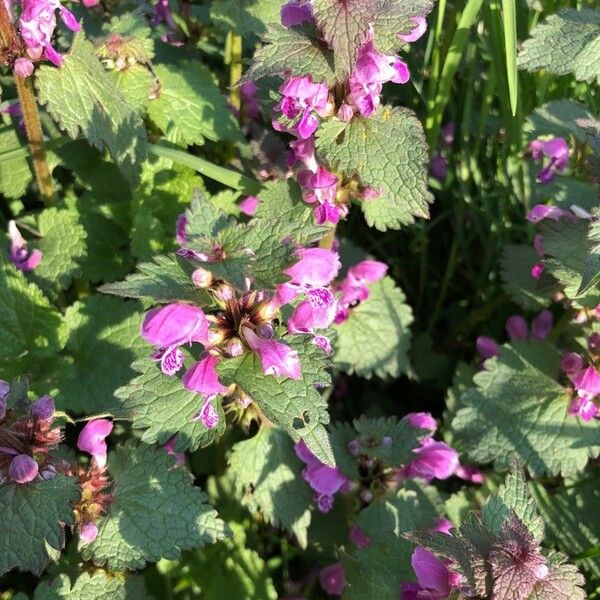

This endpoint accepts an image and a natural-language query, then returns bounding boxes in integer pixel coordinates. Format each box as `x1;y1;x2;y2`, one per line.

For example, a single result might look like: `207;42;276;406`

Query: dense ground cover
0;0;599;598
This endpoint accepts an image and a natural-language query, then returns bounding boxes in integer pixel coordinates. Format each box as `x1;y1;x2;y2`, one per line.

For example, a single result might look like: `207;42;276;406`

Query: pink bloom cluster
18;0;81;70
561;348;600;421
528;137;569;184
7;220;42;272
273;3;428;225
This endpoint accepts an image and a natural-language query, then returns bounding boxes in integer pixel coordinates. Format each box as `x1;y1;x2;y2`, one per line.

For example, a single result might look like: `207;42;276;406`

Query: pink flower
399;16;428;43
193;398;220;429
9;454;38;484
505;315;528;341
8;221;42;272
403;548;454;600
319;563;346;596
526;204;574;224
568;396;598;421
531;263;544;279
297;167;340;224
403;412;437;433
289;137;319;172
337;260;388;307
240;196;260;216
572;366;600;401
19;0;81;67
430;153;447;181
141;303;209;376
347;41;410;117
528;137;569;183
183;355;228;397
151;0;176;29
285;248;341;288
77;419;113;468
242;326;301;380
476;336;499;360
295;440;347;512
14;57;34;77
455;464;486;484
404;439;460;481
163;437;186;467
273;76;329;139
287;288;338;333
82;0;100;6
281;0;313;27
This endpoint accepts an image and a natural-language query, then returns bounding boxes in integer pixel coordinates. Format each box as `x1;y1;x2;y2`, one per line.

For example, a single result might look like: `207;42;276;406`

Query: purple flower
193;397;220;429
430;153;447;181
141;303;209;376
568;396;598;421
505;315;528;341
77;419;113;468
19;0;81;67
399;15;428;43
163;437;186;467
297;166;340;224
572;366;600;401
404;439;460;481
530;310;553;341
273;76;329;139
240;81;260;120
476;336;500;360
30;395;55;421
337;259;388;311
287;288;338;333
402;547;454;600
281;0;313;27
242;326;301;380
289;137;319;172
526;204;574;224
531;263;544;279
8;221;42;272
347;41;409;117
239;195;260;216
319;563;346;596
295;440;347;512
455;464;486;484
528;137;569;183
151;0;176;29
9;454;38;484
403;412;437;433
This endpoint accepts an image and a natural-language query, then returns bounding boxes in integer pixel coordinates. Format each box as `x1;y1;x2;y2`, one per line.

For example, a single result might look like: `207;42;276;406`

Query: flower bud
347;439;360;455
226;338;244;357
338;103;354;122
561;352;583;375
360;489;373;503
192;267;213;288
31;395;55;421
589;332;600;353
9;454;38;484
505;315;528;341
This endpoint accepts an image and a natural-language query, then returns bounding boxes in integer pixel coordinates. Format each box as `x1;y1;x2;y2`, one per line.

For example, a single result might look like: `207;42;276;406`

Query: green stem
0;1;54;204
225;31;243;113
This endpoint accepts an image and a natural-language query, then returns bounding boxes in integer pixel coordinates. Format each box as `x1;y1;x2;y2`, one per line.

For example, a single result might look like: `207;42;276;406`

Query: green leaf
500;245;551;310
111;66;155;113
452;341;600;477
228;427;313;547
0;476;79;577
218;339;335;466
130;157;204;261
313;0;375;75
372;0;434;53
36;32;147;183
210;0;282;36
0;122;32;199
578;209;600;295
316;107;433;230
524;100;594;142
333;276;413;378
34;572;149;600
148;61;242;146
0;251;66;362
518;9;600;83
30;207;87;291
530;478;600;581
99;254;211;304
113;358;226;452
342;533;415;600
243;24;336;85
482;467;545;542
52;296;147;414
82;442;230;571
541;218;600;307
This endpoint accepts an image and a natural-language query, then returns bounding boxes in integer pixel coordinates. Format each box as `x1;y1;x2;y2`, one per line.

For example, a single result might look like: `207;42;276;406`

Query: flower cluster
561;345;600;421
0;383;63;484
271;1;429;225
